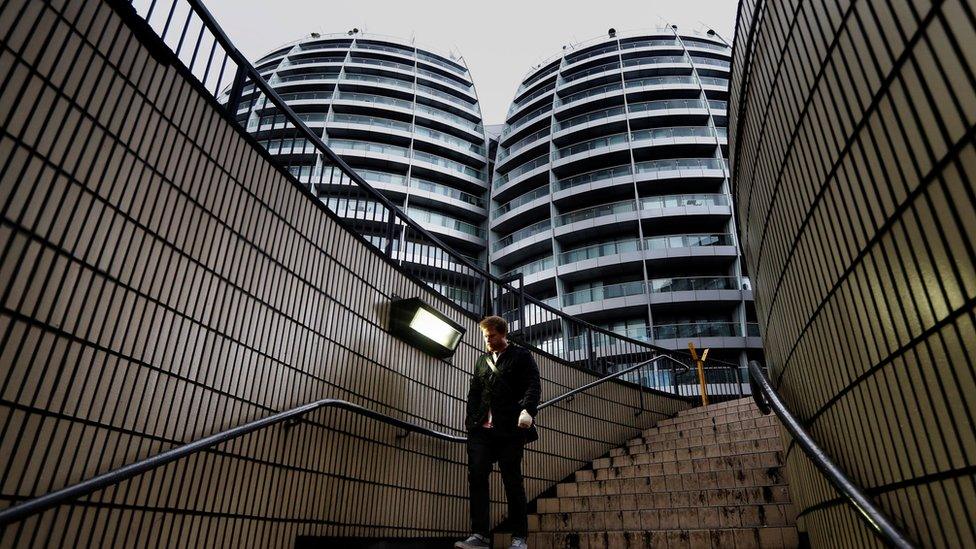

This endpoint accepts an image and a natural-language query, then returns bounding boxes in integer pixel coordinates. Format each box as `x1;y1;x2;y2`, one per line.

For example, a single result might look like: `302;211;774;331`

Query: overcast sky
202;0;739;124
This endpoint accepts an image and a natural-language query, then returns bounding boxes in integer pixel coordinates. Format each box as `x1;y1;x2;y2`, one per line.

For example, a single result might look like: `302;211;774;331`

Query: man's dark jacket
465;344;542;443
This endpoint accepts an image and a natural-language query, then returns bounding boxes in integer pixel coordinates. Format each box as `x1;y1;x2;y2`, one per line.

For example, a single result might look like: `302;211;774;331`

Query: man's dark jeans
467;427;528;538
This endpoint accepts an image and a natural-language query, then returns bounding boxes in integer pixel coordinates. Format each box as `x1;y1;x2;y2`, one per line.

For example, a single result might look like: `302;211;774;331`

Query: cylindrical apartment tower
730;1;976;546
239;32;489;308
490;29;761;375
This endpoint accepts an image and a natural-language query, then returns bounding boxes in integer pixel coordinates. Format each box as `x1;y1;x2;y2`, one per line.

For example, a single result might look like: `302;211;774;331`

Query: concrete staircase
520;398;799;548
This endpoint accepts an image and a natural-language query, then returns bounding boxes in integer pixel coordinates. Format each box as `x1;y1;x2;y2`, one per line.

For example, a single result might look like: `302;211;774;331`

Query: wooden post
689;342;709;406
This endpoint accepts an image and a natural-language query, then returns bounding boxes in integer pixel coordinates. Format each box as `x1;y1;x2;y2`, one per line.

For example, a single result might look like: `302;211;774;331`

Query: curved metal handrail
746;361;915;549
0;354;678;527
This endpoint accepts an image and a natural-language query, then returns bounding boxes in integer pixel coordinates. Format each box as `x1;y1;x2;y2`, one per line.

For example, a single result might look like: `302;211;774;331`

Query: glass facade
240;33;489;267
489;29;761;364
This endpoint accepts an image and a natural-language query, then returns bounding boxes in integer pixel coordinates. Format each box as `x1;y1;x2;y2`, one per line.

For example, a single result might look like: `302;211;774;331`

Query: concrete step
537;485;792;514
594;436;784;470
633;416;781;445
651;408;769;431
531;503;796;532
612;427;783;457
527;526;799;548
555;466;789;498
577;451;783;482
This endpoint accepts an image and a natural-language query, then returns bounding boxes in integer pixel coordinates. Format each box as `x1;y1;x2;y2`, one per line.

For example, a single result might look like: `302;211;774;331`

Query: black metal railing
0;355;677;528
123;0;752;397
747;361;916;549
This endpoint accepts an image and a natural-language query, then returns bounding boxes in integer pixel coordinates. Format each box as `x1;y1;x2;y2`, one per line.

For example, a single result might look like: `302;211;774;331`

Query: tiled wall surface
0;1;690;546
730;0;976;546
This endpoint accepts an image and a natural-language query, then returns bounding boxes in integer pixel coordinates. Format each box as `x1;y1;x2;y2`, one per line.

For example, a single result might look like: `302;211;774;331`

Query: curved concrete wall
730;0;976;546
0;1;690;547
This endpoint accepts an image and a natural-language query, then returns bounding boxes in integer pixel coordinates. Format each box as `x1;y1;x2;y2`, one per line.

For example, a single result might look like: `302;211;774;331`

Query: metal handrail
746;361;915;549
0;354;683;527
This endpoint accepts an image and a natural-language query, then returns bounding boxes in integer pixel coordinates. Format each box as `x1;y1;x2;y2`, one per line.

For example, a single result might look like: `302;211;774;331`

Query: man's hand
518;409;533;429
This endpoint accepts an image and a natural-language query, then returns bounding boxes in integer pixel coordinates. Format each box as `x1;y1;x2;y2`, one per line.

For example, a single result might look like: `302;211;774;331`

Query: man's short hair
479;315;508;335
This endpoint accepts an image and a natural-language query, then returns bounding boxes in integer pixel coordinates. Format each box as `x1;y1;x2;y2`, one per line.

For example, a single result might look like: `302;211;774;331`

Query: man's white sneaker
454;533;490;549
510;536;528;549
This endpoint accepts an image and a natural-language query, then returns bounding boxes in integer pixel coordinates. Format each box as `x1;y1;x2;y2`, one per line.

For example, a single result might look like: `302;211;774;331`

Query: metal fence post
225;65;246;115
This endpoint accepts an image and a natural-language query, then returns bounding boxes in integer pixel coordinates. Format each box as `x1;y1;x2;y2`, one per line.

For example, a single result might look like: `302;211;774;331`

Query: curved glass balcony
557;194;728;227
497;128;550;162
408;176;485;208
557;106;627;130
649;276;739;292
564;43;619;65
284;55;345;66
627;98;708;114
417;51;467;76
494;219;551;251
501;255;555;280
504;105;552;136
556;164;633;191
554;130;630;159
341;73;415;92
355;168;407;186
407;206;485;238
494;154;549;188
620;39;680;50
331;113;412;132
334;91;413;110
510;83;555;111
347;57;415;72
558;199;635;225
708;100;728;111
621;55;689;68
493;185;550;218
354;42;414;56
276;71;340;83
691;56;731;69
652;322;746;339
417;67;474;92
630;126;716;142
559;238;641;265
684;41;730;52
561;62;621;84
329;139;409;158
413;125;485;155
640;193;728;209
634;157;726;174
625;75;697;88
563;280;646;306
557;83;622;106
414;103;483;134
698;76;729;87
644;233;733;250
412;150;484;179
416;82;475;109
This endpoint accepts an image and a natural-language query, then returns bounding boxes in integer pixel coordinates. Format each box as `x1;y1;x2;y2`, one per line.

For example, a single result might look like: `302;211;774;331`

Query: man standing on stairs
456;316;542;549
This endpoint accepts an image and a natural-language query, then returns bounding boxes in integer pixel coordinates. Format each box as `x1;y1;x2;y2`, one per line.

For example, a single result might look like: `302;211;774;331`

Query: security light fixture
608;28;616;38
389;297;466;358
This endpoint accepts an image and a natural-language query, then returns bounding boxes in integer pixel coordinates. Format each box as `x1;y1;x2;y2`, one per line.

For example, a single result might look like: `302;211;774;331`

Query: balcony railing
493;185;550;218
557;83;623;106
331;113;411;132
329;139;409;158
497;128;551;161
412;150;484;180
500;255;556;280
409;177;485;208
406;206;485;238
631;125;716;141
556;194;728;226
560;62;621;84
653;322;755;339
413;125;485;155
493;154;549;187
557;106;627;130
624;75;697;88
494;219;551;251
563;280;646;306
335;91;413;110
559;233;733;265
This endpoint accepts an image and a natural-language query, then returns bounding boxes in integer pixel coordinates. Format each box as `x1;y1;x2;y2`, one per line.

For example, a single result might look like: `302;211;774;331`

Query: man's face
481;326;507;352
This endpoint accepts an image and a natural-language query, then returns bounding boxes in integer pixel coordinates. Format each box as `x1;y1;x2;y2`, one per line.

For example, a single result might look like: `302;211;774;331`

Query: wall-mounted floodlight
389;298;466;358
